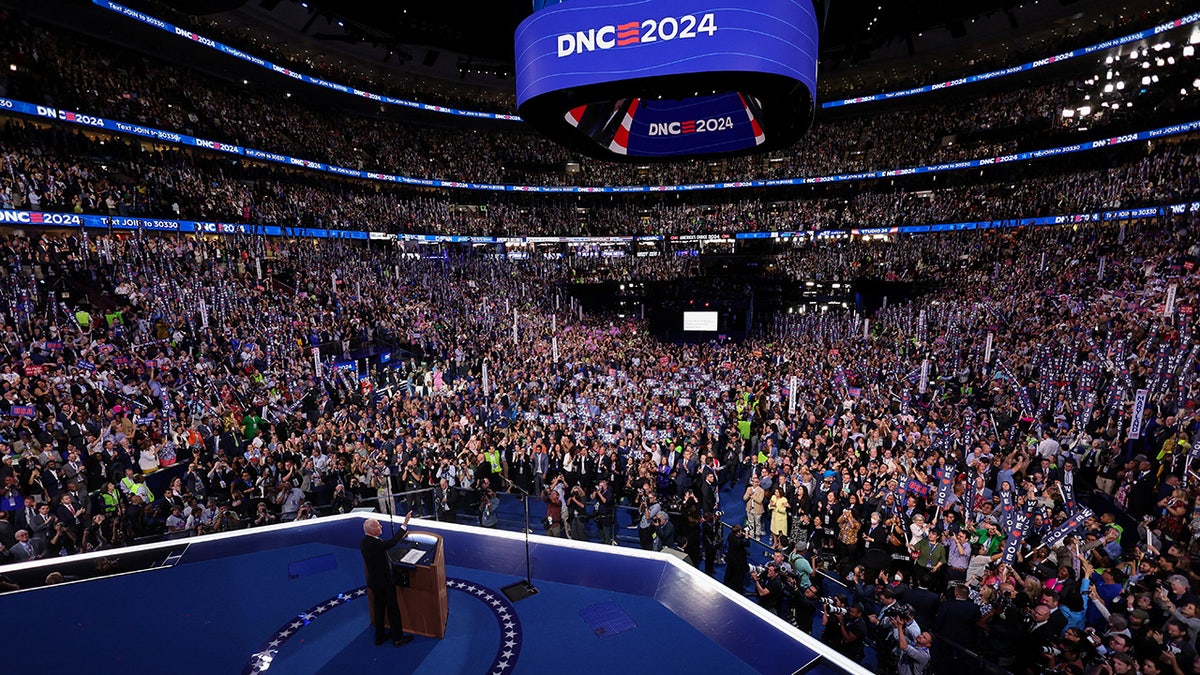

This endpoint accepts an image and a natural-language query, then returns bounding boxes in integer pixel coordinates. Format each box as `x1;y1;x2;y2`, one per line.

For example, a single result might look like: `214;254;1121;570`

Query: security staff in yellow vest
484;448;503;479
100;482;121;514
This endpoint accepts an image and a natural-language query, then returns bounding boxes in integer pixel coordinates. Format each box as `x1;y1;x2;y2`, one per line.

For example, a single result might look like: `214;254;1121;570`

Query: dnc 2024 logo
557;13;717;57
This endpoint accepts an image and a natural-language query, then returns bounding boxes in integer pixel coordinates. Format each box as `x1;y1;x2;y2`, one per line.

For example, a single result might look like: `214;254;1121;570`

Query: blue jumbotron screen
514;0;818;160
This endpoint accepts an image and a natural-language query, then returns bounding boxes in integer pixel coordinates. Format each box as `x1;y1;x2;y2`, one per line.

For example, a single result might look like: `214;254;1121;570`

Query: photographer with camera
637;487;661;551
592;479;614;545
753;562;786;615
893;615;933;675
567;485;589;541
479;488;500;528
212;502;240;533
977;582;1025;669
294;501;315;521
820;596;867;663
701;511;722;575
724;523;750;592
868;588;920;675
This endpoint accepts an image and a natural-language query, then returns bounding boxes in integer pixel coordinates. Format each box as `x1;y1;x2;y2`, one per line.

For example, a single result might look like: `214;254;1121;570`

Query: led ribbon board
514;0;818;161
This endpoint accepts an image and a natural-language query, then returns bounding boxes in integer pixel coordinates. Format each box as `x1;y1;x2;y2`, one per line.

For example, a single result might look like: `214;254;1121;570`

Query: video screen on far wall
682;311;719;331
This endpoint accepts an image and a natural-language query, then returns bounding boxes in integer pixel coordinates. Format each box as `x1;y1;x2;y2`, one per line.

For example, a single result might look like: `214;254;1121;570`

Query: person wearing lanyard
946;529;972;584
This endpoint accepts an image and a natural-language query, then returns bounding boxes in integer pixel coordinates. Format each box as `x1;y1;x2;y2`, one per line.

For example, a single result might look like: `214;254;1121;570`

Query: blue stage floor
2;515;867;675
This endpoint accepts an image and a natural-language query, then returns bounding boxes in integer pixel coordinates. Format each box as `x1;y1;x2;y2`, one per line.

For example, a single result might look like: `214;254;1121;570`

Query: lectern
366;531;448;639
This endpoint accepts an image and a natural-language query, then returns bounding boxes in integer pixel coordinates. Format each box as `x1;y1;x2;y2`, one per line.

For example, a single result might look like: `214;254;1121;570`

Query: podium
367;531;448;639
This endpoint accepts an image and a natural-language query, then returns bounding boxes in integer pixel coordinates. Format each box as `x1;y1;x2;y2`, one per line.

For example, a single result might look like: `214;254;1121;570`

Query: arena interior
0;0;1199;673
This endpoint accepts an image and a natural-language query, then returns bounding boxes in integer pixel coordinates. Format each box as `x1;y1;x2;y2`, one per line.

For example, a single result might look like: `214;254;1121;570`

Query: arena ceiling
276;0;1147;63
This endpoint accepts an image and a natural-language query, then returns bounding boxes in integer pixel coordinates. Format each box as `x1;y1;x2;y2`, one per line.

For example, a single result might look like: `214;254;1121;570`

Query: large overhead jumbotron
515;0;819;161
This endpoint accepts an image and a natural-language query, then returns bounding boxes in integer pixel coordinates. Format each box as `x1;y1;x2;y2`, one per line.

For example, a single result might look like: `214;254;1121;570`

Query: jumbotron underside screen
515;0;818;161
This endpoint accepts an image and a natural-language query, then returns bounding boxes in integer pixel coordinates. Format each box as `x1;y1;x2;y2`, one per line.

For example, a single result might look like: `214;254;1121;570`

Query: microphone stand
497;474;538;602
383;472;396;537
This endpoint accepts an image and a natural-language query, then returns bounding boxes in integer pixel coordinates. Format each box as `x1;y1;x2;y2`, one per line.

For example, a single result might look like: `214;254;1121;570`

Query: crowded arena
0;0;1198;673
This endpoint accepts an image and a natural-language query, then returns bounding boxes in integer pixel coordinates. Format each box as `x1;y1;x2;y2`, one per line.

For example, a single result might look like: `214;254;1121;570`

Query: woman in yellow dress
768;487;789;549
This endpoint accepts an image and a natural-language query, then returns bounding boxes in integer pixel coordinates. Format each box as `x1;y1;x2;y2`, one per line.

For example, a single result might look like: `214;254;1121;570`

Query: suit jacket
28;512;54;542
14;507;38;533
933;598;981;648
532;452;549;476
433;486;454;515
743;485;765;516
901;587;941;630
55;504;82;531
0;520;15;548
11;538;44;562
361;527;408;590
698;480;718;514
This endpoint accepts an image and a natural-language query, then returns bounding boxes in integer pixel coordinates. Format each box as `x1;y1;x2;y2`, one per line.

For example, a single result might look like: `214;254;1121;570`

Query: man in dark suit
901;578;941;630
14;496;38;533
55;493;84;539
10;529;44;562
361;513;414;647
698;471;719;515
1018;604;1058;672
932;584;981;672
1127;455;1158;519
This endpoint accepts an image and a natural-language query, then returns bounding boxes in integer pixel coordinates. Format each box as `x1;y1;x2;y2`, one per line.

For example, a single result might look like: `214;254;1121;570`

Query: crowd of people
0;204;1193;675
0;116;1195;240
0;4;1196;674
115;0;1186;117
2;8;1190;190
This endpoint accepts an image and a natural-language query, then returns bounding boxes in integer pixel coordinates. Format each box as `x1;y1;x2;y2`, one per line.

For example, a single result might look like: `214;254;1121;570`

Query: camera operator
820;598;867;663
869;589;919;675
893;616;933;675
723;522;750;591
753;562;786;616
788;579;820;633
329;483;356;515
591;480;614;545
435;457;457;488
565;485;589;541
253;502;277;527
637;488;661;551
977;582;1025;669
1018;604;1058;673
212;502;240;533
293;501;314;521
479;488;500;528
402;457;426;515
